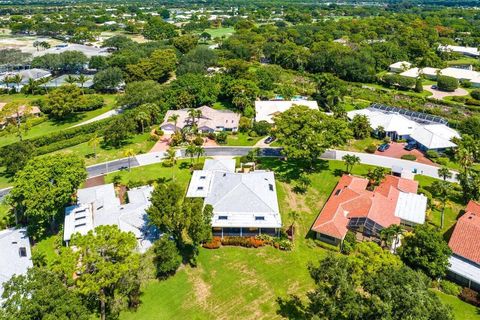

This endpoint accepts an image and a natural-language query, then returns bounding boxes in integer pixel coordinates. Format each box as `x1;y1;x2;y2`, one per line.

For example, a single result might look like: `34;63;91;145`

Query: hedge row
36;132;96;155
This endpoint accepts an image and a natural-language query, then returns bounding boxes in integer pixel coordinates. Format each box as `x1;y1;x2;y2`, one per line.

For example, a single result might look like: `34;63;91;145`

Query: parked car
264;136;275;144
404;143;416;151
377;143;390;152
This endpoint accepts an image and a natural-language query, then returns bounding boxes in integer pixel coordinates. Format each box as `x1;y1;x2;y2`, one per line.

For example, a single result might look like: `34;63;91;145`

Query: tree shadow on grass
276;296;307;320
259;158;329;183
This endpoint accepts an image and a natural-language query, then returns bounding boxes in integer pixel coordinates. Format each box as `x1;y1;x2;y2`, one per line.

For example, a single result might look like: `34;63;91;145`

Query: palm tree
187;108;202;126
3;75;13;92
185;144;196;163
33;40;41;51
455;147;474;174
194;145;205;163
135;111;150;133
65;75;78;85
76;74;88;92
123;149;136;172
288;210;300;238
342;154;360;174
438;166;452;181
24;78;39;95
168;114;180;132
433;180;452;229
165;147;177;165
11;74;22;92
88;134;101;159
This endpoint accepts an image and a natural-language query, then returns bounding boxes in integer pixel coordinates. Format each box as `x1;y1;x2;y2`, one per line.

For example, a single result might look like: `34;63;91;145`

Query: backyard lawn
0;94;118;148
435;290;480;320
51;132;156;166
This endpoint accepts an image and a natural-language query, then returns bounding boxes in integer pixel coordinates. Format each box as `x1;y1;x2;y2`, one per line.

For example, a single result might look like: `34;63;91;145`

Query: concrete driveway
424;85;468;100
374;142;436;166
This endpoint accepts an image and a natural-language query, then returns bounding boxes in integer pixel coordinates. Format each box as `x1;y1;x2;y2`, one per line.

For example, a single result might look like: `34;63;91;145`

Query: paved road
0;146;456;201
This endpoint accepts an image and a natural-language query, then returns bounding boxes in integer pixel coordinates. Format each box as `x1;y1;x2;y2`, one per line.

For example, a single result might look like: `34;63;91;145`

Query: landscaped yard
226;133;262;146
0;94;119;148
342;137;383;153
201;27;235;39
50;132;156;166
435;290;480;320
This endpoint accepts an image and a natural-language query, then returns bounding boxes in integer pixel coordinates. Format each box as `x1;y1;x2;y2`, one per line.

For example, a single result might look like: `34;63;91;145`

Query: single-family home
400;67;421;78
255;100;319;124
447;200;480;291
64;184;157;252
186;159;282;237
312;175;427;245
0;228;32;296
0;68;51;91
33;43;110;58
0;102;42;129
439;67;480;82
438;45;479;58
347;106;460;151
421;67;440;80
160;106;240;134
389;61;412;73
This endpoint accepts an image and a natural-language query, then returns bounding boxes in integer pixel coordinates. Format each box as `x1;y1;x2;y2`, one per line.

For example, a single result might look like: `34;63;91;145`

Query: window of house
255;216;265;221
200;176;206;180
18;247;27;257
197;186;204;191
268;184;273;191
218;216;228;220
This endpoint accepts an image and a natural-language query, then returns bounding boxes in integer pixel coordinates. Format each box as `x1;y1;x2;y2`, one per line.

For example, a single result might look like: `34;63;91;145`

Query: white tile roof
389;61;411;71
255;100;319;123
33;43;110;58
394;192;427;224
438;45;479;57
421;67;440;77
186;170;214;198
400;67;420;78
205;171;281;228
448;255;480;286
410;124;460;150
439;67;480;81
0;228;32;296
64;184;156;253
347;109;418;136
203;158;236;173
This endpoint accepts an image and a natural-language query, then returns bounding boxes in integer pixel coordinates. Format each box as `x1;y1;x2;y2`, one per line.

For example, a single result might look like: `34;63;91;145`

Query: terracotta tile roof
312;175;420;240
449;201;480;264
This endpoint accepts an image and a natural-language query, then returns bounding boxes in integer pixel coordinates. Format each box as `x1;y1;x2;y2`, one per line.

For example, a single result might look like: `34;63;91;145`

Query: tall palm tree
194;145;205;163
3;75;13;92
134;111;150;133
342;154;360;174
185;144;196;163
76;74;88;92
433;180;452;229
438;166;452;181
168;114;180;132
24;78;39;95
165;147;177;165
288;210;300;238
65;75;78;85
123;149;136;172
11;74;22;92
88;134;101;159
456;147;474;174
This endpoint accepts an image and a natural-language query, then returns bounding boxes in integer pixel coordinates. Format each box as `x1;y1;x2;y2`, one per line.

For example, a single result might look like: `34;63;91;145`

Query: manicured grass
226;133;262;146
105;159;201;190
0;94;118;148
121;158;376;319
31;234;61;267
414;175;464;236
201;27;234;39
50;132;156;166
435;290;480;320
342;137;382;153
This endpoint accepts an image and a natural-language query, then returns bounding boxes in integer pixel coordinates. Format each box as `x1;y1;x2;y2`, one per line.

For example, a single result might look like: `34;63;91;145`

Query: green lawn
201;27;235;39
0;94;118;148
341;137;382;153
105;158;202;189
51;132;156;166
435;290;480;320
226;133;262;146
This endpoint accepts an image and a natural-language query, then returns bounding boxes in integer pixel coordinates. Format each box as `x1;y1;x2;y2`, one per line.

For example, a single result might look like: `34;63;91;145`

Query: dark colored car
404;143;416;151
377;143;390;152
264;136;275;144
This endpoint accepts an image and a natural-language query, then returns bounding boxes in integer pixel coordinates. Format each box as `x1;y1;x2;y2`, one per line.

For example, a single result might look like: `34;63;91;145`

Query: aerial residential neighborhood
0;0;480;319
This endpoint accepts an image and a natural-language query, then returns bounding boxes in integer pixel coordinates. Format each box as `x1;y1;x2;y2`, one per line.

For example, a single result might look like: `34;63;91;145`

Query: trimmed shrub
192;136;204;146
440;280;462;296
471;89;480;101
203;237;221;249
437;75;459;92
401;154;417;161
426;150;439;159
366;144;377;153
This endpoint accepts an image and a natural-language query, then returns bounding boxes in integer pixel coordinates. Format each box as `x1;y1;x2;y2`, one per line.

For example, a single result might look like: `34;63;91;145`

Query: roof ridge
240;174;278;213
